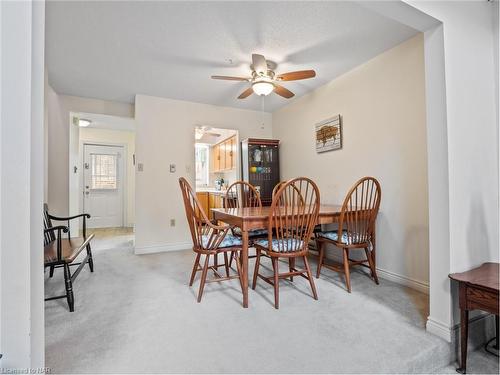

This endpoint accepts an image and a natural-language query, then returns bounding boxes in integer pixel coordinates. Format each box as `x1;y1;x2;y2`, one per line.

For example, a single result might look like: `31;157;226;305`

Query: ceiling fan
195;126;221;140
211;53;316;99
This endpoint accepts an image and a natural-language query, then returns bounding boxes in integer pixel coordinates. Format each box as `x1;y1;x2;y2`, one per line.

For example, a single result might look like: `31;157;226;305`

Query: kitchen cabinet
196;192;209;215
212;135;236;173
213;144;221;172
208;192;224;219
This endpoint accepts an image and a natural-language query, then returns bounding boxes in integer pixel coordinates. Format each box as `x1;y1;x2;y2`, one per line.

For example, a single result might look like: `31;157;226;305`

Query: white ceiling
46;1;420;112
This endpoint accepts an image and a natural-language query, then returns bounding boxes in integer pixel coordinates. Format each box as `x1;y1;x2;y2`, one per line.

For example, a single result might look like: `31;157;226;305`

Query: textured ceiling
46;1;419;112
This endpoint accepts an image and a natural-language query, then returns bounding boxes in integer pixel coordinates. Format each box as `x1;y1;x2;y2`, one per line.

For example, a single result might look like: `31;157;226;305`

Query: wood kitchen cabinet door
196;192;209;215
208;193;224;219
225;137;234;170
213;144;220;172
219;141;227;170
231;136;237;169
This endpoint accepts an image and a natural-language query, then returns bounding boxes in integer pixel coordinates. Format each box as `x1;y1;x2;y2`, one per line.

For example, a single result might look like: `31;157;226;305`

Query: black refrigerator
241;138;280;206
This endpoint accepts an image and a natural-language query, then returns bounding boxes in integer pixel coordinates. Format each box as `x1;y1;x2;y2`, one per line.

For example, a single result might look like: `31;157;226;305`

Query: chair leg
272;257;279;309
343;248;352;293
316;240;325;278
234;252;244;292
228;251;234;268
223;252;230;277
252;249;261;290
289;258;295;281
213;253;218;276
63;263;75;312
86;243;94;272
303;256;318;300
365;247;379;285
189;253;201;286
49;265;55;278
197;254;210;303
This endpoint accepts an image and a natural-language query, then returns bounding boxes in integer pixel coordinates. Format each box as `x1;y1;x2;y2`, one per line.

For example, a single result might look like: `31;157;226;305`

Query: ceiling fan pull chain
261;96;265;129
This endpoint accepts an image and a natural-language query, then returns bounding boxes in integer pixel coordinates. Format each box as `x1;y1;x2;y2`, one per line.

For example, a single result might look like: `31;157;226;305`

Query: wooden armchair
315;177;381;292
179;178;244;303
44;204;95;312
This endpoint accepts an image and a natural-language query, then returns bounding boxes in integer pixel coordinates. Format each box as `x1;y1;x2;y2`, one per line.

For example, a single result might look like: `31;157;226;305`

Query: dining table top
211;204;344;220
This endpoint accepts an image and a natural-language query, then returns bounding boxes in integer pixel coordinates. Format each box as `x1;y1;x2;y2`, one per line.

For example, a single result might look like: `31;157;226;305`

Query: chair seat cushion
44;234;94;265
233;227;268;238
254;238;305;253
317;230;369;245
202;233;242;249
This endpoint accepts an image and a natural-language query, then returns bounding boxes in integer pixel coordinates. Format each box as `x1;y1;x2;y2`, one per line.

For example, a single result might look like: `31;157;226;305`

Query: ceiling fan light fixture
252;81;274;96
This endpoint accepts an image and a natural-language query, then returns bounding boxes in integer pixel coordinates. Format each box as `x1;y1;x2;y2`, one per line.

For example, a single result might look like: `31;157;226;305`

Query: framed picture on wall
315;114;342;153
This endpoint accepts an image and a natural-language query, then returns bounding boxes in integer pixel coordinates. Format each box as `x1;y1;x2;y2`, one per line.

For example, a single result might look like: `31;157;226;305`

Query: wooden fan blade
276;70;316;81
237;87;254;99
211;75;248;81
252;54;267;75
274;84;294;99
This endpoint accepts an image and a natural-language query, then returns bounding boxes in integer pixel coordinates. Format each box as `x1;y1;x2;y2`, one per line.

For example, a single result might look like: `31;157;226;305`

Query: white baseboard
135;242;192;255
426;312;493;343
426;317;452;342
376;267;430;294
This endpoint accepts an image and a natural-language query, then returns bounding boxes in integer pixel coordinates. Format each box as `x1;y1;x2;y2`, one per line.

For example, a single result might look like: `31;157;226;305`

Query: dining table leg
241;230;249;308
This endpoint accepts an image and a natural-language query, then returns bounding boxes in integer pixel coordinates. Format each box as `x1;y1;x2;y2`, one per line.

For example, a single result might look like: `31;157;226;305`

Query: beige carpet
44;237;497;374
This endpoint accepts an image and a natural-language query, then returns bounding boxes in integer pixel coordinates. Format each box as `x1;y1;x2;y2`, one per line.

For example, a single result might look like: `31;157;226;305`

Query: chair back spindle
43;203;55;245
225;181;262;209
268;177;320;254
338;177;381;246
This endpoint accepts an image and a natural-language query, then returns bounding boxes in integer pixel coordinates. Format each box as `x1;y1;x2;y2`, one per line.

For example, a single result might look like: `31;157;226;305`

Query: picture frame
315;114;342;153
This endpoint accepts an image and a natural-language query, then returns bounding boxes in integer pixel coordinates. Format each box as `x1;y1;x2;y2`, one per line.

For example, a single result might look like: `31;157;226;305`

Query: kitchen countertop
196;187;227;195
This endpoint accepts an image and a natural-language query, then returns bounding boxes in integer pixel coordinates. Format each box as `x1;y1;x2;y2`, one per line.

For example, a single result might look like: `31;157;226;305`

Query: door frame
79;141;128;230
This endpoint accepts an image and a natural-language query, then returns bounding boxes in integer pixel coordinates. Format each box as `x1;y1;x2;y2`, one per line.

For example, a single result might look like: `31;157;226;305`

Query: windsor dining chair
253;177;320;309
315;177;381;292
225;181;267;268
179;177;244;303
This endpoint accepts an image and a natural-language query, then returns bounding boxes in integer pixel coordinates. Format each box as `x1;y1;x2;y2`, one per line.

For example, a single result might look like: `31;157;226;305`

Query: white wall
273;34;429;290
135;95;272;253
1;0;45;368
404;0;499;341
46;89;134;215
79;127;136;226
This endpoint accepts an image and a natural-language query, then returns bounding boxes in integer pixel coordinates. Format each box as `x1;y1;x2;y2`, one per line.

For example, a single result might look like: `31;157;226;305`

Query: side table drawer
466;287;499;313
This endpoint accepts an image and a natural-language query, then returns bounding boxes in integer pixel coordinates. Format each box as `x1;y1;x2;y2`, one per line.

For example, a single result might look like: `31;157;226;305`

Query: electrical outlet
170;164;176;173
137;163;144;172
170;219;175;227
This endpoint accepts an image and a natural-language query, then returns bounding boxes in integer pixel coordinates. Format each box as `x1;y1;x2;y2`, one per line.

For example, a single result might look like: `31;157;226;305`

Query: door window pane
90;153;117;189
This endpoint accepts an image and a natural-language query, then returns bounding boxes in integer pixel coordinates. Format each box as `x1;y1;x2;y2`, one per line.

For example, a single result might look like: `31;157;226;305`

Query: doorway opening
70;112;136;251
194;127;239;216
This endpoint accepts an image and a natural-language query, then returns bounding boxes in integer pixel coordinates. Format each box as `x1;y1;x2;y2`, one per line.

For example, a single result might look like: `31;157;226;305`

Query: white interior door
83;144;124;228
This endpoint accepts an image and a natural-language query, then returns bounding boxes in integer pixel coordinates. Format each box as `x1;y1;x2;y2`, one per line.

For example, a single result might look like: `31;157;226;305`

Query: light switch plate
170;164;176;173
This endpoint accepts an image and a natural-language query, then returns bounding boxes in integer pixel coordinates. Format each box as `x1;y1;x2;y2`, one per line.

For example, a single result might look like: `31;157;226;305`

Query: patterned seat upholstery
201;233;242;249
233;227;268;238
317;230;370;245
317;230;349;243
254;238;305;253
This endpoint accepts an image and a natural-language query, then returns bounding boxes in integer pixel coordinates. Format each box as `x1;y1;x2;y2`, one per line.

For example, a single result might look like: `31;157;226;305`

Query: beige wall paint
79;128;136;226
272;34;429;286
46;87;134;215
135;95;272;253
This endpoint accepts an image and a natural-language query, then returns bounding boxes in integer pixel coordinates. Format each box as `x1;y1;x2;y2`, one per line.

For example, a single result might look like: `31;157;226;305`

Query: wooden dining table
211;204;377;308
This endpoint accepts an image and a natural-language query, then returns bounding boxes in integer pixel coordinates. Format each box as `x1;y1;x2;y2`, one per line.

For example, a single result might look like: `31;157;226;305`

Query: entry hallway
45;244;497;374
